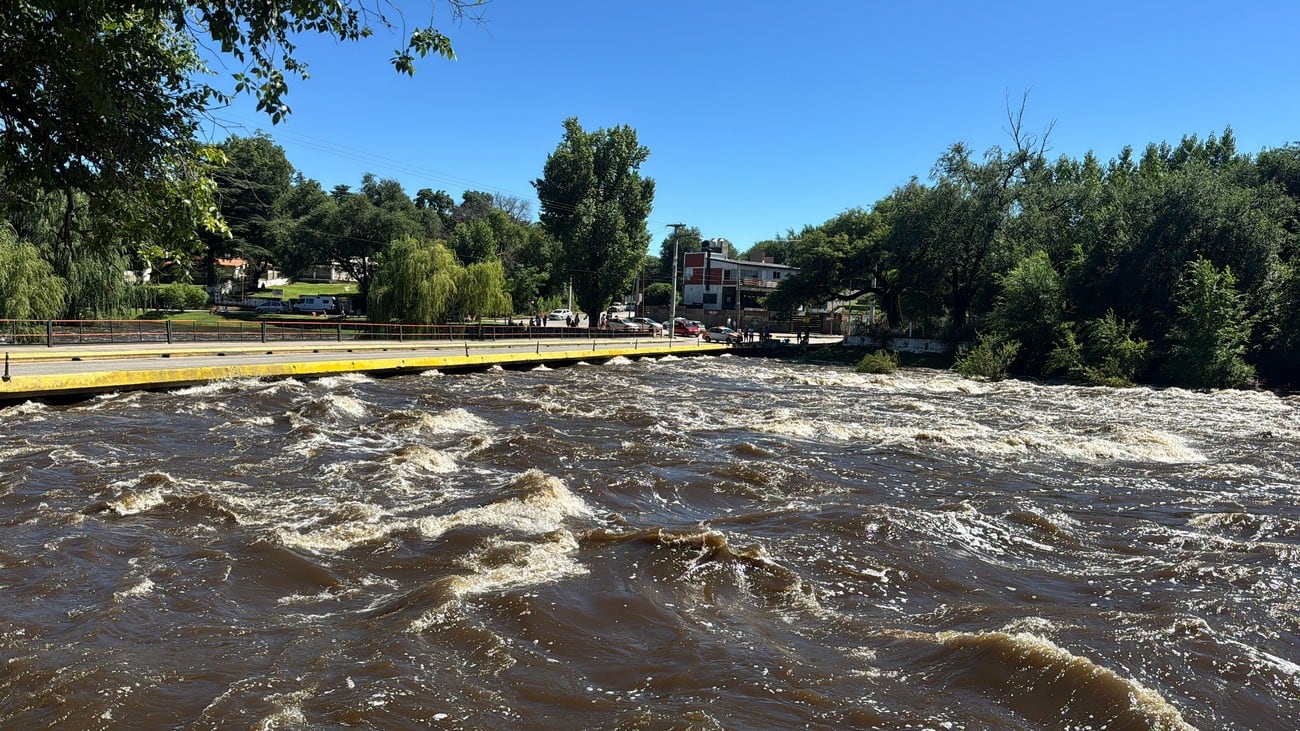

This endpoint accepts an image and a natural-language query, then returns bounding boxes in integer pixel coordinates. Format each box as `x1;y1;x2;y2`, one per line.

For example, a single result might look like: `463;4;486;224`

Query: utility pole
667;223;685;341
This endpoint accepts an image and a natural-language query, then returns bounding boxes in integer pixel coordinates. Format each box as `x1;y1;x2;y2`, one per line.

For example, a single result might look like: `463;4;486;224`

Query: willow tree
534;118;654;321
0;227;67;320
367;237;459;324
455;259;512;321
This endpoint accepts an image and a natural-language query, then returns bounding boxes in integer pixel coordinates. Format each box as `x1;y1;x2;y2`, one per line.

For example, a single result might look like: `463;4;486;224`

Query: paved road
0;335;711;378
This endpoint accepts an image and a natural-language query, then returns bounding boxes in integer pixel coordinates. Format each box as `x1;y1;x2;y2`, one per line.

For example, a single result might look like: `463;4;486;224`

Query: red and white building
681;248;797;317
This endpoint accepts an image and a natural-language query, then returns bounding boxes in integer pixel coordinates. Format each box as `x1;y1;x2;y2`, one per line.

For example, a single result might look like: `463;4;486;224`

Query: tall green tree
534;117;655;321
1164;258;1255;388
987;250;1066;375
657;225;702;279
202;134;295;288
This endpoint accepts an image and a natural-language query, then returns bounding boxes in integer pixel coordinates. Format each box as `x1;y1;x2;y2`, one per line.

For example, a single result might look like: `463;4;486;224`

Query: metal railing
0;318;661;348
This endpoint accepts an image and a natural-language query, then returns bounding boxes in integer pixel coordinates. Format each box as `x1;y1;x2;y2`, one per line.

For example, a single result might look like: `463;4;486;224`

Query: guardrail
0;318;661;348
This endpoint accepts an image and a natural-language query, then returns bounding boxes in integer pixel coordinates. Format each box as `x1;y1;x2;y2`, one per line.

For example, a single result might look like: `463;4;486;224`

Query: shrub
954;337;1020;381
854;350;898;374
131;283;210;312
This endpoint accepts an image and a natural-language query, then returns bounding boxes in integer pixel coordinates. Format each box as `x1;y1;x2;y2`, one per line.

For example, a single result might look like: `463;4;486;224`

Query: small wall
843;336;956;353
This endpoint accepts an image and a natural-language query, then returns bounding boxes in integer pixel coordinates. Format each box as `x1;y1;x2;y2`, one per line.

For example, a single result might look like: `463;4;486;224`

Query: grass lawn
132;310;240;324
251;283;359;301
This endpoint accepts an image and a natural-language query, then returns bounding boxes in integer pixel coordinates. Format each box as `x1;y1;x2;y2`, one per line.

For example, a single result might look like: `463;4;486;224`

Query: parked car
673;318;703;337
624;317;664;335
255;302;290;314
548;308;574;322
608;317;645;332
703;325;742;344
606;303;635;316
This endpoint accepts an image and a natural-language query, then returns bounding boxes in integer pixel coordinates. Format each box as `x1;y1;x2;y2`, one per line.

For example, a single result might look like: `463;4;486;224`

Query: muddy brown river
2;354;1296;729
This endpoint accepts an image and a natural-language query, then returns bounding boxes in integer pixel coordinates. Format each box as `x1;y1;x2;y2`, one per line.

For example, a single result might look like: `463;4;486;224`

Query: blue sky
204;1;1300;253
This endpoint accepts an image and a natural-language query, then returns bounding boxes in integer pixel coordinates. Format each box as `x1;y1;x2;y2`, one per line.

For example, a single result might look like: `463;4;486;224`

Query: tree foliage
534;117;655;322
0;227;66;320
1164;258;1255;388
368;236;460;324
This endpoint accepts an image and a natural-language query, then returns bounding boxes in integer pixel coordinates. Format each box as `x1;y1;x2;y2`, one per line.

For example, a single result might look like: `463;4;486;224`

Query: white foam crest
314;372;374;389
274;501;399;553
749;409;868;442
390;444;459;474
409;530;587;632
252;689;312;731
1;400;49;418
603;355;634;366
254;377;307;395
408;407;491;436
414;470;592;540
113;577;156;601
1057;426;1205;464
106;486;169;516
418;368;444;378
173;381;233;397
326;394;368;418
920;503;1057;560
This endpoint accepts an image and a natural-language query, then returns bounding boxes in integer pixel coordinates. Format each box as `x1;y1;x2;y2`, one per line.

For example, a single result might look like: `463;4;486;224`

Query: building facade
681;248;797;320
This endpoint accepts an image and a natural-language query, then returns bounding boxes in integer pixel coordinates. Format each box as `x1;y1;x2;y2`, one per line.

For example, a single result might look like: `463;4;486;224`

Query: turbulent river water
2;353;1298;730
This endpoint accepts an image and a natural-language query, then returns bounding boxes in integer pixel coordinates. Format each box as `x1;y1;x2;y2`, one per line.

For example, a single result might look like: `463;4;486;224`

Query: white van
291;295;338;314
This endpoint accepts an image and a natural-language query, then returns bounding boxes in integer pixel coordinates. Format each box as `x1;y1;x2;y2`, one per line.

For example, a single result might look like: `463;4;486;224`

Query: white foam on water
252;689;312;731
418;368;444;378
752;413;866;442
275;501;399;553
0;400;49;419
174;380;238;397
414;469;593;540
389;444;460;474
112;577;156;601
106;486;169;516
409;407;490;436
603;356;634;366
325;394;369;418
314;372;374;389
408;530;588;632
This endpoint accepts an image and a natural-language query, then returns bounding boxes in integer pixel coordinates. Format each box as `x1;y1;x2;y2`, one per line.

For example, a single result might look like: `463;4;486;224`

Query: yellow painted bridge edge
0;342;728;400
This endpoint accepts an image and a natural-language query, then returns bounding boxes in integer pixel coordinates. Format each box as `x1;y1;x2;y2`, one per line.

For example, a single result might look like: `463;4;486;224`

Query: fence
0;318;658;348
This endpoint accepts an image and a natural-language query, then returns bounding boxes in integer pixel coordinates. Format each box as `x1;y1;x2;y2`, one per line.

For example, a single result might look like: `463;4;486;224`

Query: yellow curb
0;342;729;401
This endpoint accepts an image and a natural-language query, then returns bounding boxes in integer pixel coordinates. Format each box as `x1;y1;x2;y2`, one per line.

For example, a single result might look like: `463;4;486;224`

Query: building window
704;293;717;304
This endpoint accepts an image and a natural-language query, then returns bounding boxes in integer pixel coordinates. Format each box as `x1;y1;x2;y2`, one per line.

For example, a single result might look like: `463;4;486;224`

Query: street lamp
667;223;684;340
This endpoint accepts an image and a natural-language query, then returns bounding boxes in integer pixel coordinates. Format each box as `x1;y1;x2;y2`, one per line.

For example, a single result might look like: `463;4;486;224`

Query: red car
673;318;703;337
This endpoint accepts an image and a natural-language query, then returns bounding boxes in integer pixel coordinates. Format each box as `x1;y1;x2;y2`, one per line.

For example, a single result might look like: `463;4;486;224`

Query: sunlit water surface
2;355;1298;729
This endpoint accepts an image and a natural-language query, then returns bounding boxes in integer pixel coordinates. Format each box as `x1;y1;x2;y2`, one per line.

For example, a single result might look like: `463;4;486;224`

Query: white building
681;249;797;316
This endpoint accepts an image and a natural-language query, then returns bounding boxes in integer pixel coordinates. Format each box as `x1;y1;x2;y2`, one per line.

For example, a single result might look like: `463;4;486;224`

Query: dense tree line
0;123;658;324
771;126;1300;389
